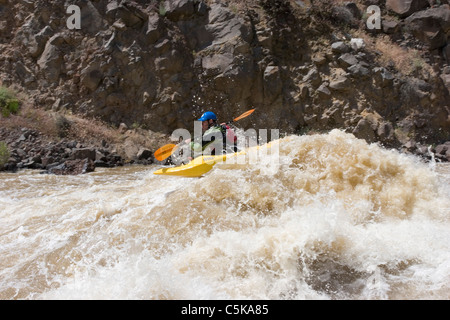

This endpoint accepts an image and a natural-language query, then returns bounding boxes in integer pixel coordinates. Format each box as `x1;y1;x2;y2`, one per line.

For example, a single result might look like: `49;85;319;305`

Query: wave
1;130;449;299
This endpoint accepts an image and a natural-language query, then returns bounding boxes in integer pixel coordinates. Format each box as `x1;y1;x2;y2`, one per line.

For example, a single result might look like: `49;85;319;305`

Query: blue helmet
198;111;217;121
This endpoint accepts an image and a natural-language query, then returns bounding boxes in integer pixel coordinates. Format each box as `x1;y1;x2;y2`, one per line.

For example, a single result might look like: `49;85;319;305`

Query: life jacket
201;124;237;155
225;124;237;145
189;123;238;156
224;124;238;153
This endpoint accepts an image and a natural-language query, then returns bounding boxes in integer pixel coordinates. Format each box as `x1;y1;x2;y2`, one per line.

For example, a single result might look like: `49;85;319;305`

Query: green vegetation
54;114;72;138
0;141;10;168
0;86;19;117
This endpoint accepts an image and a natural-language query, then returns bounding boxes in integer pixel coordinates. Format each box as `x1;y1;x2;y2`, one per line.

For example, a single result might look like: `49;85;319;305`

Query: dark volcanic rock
46;159;95;175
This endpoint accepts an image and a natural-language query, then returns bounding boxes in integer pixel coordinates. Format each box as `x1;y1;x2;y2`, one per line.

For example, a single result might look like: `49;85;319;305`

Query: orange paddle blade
154;144;177;161
233;108;255;122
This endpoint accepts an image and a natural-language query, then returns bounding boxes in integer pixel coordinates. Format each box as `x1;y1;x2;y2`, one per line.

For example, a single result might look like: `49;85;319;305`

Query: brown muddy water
1;130;449;299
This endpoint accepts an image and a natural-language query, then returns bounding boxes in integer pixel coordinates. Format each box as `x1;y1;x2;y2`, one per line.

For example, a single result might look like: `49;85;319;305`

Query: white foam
1;131;449;300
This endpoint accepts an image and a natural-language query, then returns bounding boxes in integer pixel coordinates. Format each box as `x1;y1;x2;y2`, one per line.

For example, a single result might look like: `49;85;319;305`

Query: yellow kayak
153;140;277;177
153;150;244;177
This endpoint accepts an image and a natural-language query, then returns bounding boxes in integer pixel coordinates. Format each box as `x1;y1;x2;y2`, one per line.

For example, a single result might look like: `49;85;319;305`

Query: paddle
154;144;178;162
231;108;255;122
154;108;255;161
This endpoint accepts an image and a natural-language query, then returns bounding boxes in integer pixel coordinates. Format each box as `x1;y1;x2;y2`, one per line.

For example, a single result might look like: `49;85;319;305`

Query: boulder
348;63;371;78
435;143;448;155
137;148;152;160
350;38;365;51
71;148;96;161
386;0;429;18
329;76;350;91
435;142;450;161
29;26;53;58
37;35;64;83
352;118;377;143
344;2;362;20
80;61;103;92
382;19;401;34
114;2;146;28
331;5;359;27
377;122;395;142
316;83;331;98
164;0;196;21
331;41;350;54
405;6;450;49
338;53;359;68
47;159;95;175
302;67;321;87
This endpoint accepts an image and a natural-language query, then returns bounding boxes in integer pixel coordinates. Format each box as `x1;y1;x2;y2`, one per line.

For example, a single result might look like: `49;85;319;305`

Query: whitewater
1;130;449;300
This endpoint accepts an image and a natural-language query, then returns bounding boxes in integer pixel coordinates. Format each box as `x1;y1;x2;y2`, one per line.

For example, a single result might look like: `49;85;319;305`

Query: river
1;130;449;300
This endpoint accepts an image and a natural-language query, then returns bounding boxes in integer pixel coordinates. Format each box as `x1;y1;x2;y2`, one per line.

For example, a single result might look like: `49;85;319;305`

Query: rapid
1;130;449;300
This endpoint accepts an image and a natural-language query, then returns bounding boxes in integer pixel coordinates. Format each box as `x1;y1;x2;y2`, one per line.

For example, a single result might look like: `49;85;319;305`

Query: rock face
0;0;449;158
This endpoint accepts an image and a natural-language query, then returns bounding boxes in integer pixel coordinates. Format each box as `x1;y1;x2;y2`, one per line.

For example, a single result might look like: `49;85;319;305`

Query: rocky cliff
1;0;450;166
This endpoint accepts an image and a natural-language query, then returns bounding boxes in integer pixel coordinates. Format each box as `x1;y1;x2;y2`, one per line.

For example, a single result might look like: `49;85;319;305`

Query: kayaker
190;111;238;155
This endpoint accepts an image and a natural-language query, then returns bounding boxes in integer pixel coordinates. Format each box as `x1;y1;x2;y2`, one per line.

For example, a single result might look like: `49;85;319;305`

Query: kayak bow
153;152;243;177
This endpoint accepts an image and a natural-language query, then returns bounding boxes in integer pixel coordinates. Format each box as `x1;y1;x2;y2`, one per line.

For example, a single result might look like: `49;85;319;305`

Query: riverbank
0;108;171;174
1;115;449;175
